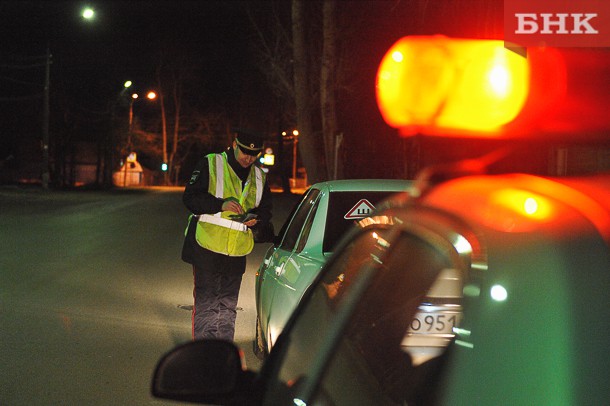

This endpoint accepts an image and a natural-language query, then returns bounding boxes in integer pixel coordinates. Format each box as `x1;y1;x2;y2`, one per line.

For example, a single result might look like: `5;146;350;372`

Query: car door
265;190;325;347
258;188;322;346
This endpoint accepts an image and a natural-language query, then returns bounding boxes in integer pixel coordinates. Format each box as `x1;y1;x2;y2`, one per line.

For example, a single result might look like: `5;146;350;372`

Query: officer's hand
222;199;244;214
244;219;258;228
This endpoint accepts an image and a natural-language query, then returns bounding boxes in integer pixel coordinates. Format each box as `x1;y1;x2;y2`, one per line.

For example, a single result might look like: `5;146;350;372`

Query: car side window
279;189;321;252
294;199;319;254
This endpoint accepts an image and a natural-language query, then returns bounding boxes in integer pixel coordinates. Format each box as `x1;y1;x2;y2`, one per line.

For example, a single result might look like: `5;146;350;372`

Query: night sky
1;1;253;118
1;0;505;181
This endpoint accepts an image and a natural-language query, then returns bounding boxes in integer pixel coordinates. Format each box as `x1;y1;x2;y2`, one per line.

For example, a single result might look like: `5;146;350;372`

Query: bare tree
292;0;325;184
155;44;202;184
248;0;347;184
321;0;341;179
247;2;296;192
156;65;169;184
247;2;294;104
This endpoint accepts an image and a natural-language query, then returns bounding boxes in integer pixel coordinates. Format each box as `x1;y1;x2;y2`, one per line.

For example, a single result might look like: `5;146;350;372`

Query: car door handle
275;266;283;277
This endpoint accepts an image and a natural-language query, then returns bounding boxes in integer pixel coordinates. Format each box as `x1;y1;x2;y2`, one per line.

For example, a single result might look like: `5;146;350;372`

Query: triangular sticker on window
344;199;376;219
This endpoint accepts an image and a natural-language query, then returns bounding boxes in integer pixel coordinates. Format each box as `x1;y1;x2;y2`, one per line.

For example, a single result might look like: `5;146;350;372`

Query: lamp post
41;8;96;189
41;8;94;189
292;129;299;182
122;90;156;187
282;130;299;189
123;92;138;187
127;93;138;151
41;44;51;189
126;90;157;151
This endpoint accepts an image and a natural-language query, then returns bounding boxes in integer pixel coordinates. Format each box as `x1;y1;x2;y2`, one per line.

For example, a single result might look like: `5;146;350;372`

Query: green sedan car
254;179;414;357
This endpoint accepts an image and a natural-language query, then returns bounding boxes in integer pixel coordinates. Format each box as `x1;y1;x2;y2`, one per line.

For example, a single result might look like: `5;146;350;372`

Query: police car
152;36;610;405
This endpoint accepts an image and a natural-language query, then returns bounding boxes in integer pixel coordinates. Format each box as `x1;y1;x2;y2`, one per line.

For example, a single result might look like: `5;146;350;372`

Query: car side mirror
152;340;259;404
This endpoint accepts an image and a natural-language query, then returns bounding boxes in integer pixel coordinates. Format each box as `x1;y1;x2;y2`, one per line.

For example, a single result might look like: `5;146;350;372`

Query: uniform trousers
192;250;246;341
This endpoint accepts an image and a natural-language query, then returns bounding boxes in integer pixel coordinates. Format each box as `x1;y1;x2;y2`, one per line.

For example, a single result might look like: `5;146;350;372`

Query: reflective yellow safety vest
194;151;265;256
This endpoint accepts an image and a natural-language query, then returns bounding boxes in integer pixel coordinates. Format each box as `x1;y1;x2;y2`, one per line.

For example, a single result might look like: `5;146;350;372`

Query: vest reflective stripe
254;166;263;206
207;154;226;227
198;214;248;233
214;155;224;197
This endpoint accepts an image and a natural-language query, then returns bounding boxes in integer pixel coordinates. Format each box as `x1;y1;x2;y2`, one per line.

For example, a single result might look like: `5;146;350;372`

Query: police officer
182;129;272;341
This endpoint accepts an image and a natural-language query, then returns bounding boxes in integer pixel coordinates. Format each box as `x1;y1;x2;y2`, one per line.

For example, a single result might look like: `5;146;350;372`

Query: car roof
310;179;414;193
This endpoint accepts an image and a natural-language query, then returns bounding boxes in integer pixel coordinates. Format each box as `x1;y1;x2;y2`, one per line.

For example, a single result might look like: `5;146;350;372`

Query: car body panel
259;249;326;347
420;174;610;405
255;179;414;352
257;173;610;406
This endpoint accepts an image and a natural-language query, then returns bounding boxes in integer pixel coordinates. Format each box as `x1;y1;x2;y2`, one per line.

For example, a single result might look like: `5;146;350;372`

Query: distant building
113;156;144;187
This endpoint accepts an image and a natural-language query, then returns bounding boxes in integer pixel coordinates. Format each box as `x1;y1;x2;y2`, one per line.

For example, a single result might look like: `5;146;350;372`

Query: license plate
407;306;462;335
402;305;463;365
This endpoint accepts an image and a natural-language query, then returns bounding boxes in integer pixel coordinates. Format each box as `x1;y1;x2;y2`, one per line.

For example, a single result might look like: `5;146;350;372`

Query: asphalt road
0;186;300;405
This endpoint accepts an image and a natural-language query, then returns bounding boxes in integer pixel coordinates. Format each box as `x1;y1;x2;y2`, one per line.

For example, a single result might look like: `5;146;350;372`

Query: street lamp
123;89;156;186
128;93;138;145
82;7;95;20
127;91;157;150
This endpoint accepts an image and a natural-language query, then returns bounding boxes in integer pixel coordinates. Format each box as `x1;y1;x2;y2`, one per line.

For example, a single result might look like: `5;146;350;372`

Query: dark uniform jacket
181;147;273;268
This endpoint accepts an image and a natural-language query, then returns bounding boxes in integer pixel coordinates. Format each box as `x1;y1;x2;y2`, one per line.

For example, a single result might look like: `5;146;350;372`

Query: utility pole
42;45;51;189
